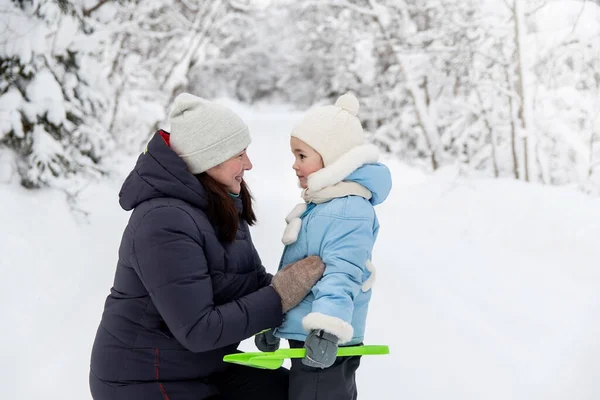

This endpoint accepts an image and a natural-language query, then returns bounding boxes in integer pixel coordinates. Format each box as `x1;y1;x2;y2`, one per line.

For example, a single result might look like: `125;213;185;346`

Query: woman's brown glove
271;256;325;313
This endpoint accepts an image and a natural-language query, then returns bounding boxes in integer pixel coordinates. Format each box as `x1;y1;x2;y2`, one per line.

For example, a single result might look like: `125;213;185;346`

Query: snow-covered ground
3;101;600;399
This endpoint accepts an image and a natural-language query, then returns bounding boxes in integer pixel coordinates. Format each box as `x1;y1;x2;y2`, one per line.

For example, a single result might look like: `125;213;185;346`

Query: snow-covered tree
3;0;599;192
259;0;600;190
0;0;113;188
528;0;600;187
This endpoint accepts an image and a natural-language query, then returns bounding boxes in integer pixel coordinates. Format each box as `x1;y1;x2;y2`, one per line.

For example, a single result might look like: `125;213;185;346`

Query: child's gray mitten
302;329;338;369
255;329;280;352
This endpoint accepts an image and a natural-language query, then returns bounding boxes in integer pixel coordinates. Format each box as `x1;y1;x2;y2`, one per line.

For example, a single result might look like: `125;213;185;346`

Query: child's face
290;137;324;189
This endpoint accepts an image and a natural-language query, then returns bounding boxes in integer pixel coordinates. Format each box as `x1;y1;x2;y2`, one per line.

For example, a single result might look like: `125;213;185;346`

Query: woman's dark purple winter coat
89;131;283;399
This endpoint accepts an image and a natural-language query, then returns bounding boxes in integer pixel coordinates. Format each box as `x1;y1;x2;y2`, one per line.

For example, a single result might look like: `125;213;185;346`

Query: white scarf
302;181;372;204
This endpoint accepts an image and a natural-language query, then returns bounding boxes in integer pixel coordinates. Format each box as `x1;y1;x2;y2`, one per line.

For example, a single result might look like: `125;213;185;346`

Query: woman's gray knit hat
169;93;251;174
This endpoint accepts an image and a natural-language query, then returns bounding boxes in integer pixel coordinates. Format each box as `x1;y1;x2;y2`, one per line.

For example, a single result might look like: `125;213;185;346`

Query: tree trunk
513;0;532;182
108;86;123;137
476;89;499;177
505;67;520;179
160;0;221;92
367;3;444;170
590;132;598;178
406;79;442;170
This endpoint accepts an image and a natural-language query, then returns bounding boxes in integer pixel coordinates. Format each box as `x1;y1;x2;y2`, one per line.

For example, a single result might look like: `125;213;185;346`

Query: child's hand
302;329;338;368
255;329;280;352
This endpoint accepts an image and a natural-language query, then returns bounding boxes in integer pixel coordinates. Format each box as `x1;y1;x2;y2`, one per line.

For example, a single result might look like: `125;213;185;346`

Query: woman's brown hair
195;173;256;243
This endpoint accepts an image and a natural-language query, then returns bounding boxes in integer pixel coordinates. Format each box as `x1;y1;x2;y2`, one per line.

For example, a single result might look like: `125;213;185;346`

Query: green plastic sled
224;345;390;370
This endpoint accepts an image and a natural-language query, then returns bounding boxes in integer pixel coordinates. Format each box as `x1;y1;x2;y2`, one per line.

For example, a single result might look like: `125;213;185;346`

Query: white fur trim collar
307;144;380;192
281;182;371;245
302;312;354;344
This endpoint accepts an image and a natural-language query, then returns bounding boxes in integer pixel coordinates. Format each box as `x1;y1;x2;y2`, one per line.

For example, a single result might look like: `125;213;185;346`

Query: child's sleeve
302;213;374;344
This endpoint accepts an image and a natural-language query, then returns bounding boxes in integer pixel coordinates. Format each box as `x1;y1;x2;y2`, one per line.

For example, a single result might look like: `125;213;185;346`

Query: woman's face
206;149;253;194
290;137;324;189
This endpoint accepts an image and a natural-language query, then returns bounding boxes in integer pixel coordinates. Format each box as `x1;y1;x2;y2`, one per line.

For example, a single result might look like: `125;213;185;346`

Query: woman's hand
255;328;280;352
271;256;325;313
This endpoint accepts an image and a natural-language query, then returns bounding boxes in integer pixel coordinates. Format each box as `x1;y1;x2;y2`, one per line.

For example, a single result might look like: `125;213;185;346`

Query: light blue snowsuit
273;163;391;345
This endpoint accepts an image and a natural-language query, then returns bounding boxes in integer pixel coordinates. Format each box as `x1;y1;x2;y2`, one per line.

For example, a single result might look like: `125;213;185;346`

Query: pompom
335;93;359;116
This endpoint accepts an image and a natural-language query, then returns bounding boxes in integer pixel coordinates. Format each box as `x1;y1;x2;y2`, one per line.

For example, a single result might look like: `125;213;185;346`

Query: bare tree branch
228;0;254;12
177;0;200;11
301;0;378;17
83;0;111;17
525;1;548;17
569;0;587;35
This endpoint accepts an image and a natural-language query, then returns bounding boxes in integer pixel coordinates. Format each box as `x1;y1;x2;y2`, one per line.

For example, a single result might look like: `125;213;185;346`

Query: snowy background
2;0;600;399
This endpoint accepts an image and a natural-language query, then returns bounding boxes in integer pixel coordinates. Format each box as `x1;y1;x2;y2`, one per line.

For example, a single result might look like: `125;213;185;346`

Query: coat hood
119;130;211;211
344;163;392;206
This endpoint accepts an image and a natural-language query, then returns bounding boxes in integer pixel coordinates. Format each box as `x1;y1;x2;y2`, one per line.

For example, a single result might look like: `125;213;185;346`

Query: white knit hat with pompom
291;93;364;166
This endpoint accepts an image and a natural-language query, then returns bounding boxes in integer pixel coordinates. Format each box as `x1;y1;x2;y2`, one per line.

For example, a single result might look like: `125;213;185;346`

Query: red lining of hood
158;130;170;146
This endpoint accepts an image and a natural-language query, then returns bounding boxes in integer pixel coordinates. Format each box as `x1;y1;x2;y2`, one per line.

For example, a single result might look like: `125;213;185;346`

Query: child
255;93;392;399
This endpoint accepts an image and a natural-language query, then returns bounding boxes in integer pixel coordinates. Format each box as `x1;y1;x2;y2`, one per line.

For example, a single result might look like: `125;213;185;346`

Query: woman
89;93;325;400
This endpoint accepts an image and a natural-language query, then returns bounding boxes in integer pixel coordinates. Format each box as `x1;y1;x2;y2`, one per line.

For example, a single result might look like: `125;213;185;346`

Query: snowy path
2;101;600;399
